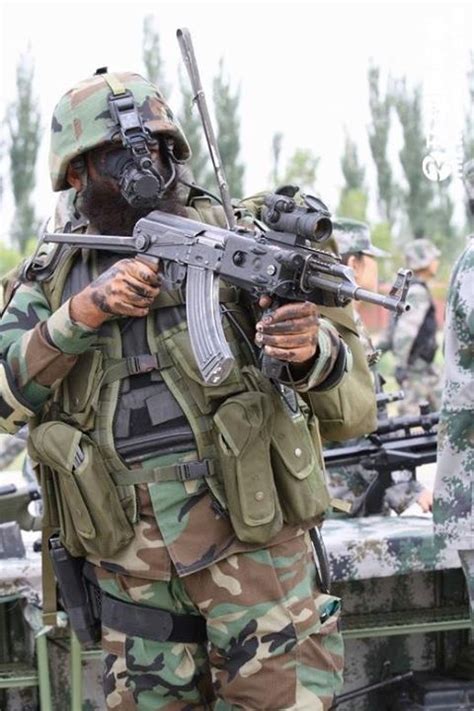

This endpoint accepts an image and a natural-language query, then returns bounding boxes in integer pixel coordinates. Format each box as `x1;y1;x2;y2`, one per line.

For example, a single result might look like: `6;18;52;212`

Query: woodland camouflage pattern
97;533;343;710
433;237;474;553
49;71;191;191
0;186;376;708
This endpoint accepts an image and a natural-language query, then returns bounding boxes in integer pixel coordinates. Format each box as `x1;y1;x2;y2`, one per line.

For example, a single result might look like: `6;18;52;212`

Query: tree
337;133;368;221
142;15;171;96
367;64;396;223
212;58;244;198
463;51;474;163
280;148;319;191
270;132;284;186
393;78;433;239
178;67;214;191
7;49;42;254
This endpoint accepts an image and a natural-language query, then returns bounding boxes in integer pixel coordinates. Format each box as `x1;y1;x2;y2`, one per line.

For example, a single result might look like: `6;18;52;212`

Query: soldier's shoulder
407;281;431;305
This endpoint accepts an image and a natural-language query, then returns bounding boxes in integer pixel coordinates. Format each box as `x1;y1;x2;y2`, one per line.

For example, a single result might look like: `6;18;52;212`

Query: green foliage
177;67;214;191
367;64;396;223
270;132;284;186
393;78;434;239
142;15;171;96
280;148;319;191
463;51;474;163
338;133;367;220
371;221;397;281
337;188;368;222
0;244;23;278
341;133;365;191
212;58;245;198
7;50;42;254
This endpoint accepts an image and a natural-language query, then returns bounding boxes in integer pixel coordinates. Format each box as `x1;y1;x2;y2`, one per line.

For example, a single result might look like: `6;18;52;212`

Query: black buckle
177;459;211;481
128;354;159;375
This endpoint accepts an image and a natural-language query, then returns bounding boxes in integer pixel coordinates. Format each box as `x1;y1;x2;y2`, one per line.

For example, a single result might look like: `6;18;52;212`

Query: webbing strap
82;562;207;643
102;354;163;385
101;591;207;643
42;526;59;627
112;458;215;486
102;73;127;96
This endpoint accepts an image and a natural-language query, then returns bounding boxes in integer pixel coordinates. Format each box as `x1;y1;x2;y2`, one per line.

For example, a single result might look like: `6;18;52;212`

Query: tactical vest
28;199;331;562
407;279;437;365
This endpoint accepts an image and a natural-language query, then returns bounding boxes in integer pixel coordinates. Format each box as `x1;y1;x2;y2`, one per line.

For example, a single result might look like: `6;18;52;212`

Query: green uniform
0;69;378;709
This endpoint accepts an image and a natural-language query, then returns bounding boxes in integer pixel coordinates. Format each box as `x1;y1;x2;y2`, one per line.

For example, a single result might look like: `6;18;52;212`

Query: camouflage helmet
405;238;441;270
49;70;191;191
332;218;389;258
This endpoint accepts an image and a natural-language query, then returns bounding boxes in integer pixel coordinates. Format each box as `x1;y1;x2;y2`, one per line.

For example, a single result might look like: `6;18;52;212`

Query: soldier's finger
263;345;313;362
255;332;315;349
265;301;318;323
256;315;318;334
258;295;273;309
123;277;159;300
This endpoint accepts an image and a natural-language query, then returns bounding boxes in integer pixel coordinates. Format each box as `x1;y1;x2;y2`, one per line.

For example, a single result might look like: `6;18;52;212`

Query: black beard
80;179;187;235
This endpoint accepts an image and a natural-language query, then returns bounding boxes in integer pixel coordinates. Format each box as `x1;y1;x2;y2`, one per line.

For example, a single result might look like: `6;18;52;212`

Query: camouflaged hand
45;201;411;386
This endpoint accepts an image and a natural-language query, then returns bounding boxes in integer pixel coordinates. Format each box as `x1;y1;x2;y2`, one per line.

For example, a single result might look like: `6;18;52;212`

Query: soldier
327;219;432;516
0;70;377;710
433;161;474;677
379;237;441;416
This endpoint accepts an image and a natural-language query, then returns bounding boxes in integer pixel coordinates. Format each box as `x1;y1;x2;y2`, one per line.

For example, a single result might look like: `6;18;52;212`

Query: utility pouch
213;391;283;544
271;397;330;525
28;421;134;558
242;366;330;526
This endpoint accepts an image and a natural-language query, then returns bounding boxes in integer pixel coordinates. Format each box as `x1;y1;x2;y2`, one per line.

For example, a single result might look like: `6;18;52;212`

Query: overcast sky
0;0;472;243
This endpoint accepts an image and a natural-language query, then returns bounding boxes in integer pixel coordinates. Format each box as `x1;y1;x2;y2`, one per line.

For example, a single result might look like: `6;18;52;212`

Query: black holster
49;537;207;646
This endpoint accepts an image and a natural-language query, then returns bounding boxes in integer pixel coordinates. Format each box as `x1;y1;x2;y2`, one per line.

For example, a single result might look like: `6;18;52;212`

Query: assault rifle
0;481;42;531
324;402;438;515
44;198;411;385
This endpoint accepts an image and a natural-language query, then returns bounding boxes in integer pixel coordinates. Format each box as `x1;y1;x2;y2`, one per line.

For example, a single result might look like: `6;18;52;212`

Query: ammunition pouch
214;391;283;544
29;421;134;558
212;366;330;544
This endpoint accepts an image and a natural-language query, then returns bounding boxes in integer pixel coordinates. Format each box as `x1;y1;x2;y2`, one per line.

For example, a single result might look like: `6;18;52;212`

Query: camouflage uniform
433;236;474;626
326;220;424;517
0;72;376;709
381;238;441;416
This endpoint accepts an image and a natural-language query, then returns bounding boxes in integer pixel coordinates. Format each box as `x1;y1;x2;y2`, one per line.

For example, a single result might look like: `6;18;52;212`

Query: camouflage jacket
390;279;437;373
0;200;377;579
433;236;474;549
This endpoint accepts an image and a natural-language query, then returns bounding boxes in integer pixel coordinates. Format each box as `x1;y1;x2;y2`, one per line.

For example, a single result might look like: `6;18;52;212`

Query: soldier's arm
392;283;431;368
301;306;378;441
0;282;98;434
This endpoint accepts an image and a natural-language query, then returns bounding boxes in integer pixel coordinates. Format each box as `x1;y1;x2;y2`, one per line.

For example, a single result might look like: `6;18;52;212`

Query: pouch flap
28;421;83;476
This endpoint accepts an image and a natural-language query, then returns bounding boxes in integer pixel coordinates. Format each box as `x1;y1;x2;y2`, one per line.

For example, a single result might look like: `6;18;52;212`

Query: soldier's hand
70;258;161;328
416;487;433;513
255;297;320;364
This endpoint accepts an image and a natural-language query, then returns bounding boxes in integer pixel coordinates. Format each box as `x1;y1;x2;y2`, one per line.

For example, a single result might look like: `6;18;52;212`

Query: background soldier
0;70;377;709
379;237;441;416
433;161;474;678
326;219;432;516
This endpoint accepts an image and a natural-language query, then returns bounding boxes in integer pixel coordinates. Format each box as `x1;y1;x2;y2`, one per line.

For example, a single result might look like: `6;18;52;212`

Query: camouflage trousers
95;532;343;710
397;364;441;417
